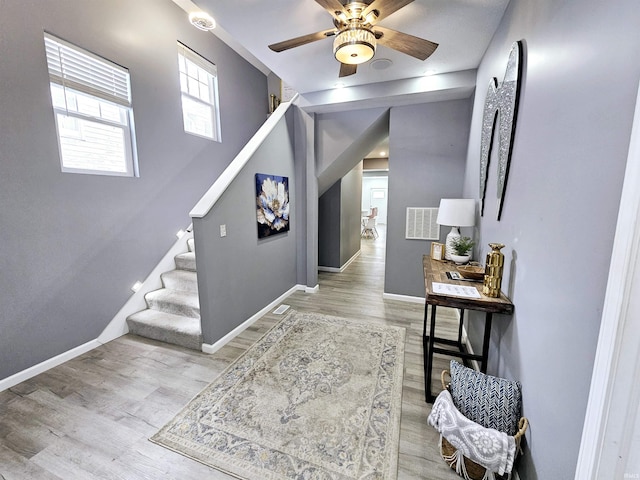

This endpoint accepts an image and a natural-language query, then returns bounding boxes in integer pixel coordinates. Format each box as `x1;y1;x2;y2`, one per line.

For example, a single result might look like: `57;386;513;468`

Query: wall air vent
405;207;440;240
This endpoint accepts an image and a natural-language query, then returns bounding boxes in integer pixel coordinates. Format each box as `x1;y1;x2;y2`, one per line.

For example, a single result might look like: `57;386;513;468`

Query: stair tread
127;309;201;333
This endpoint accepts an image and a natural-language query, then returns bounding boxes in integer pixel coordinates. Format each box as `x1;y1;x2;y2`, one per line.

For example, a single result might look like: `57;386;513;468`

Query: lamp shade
333;27;376;65
436;199;475;227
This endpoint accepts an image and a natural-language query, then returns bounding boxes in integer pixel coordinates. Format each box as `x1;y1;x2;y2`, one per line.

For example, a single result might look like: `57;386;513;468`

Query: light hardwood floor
0;225;463;480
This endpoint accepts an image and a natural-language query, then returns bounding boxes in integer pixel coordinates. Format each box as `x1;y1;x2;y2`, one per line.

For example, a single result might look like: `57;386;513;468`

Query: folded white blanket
428;389;516;477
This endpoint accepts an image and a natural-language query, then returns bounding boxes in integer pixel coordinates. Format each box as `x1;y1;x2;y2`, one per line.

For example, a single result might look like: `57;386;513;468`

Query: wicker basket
456;264;485;280
439;370;529;480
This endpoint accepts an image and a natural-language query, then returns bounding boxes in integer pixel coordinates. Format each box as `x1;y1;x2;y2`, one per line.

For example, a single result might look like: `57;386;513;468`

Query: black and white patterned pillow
448;360;522;436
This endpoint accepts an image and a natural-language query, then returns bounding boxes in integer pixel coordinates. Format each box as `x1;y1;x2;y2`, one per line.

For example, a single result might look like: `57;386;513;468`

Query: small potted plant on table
450;236;475;264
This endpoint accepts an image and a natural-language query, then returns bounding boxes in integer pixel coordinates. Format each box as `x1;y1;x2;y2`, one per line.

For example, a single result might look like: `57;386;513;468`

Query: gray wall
384;100;473;297
315;108;389;194
318;183;342;268
0;0;267;379
315;108;387;175
293;107;318;289
339;163;363;266
462;0;640;478
193;113;297;345
318;162;363;269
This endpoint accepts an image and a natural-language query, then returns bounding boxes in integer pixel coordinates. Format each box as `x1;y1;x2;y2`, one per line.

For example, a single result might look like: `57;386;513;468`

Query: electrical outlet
220;224;227;237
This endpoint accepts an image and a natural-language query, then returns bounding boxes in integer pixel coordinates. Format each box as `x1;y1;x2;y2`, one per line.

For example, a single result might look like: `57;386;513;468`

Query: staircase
126;238;203;350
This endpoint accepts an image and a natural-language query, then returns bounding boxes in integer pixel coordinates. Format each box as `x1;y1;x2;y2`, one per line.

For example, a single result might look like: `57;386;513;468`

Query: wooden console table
422;255;514;402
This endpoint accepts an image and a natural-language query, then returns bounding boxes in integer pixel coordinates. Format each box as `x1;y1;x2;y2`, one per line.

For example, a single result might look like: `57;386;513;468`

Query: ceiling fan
268;0;438;78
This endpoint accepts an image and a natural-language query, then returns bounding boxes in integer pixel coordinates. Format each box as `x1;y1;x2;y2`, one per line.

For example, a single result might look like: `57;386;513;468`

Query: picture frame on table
431;242;445;261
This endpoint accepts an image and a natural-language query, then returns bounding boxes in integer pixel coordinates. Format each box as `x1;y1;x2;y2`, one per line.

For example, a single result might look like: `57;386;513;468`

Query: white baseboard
0;340;101;392
1;280;312;392
382;292;425;304
318;250;361;273
201;284;308;354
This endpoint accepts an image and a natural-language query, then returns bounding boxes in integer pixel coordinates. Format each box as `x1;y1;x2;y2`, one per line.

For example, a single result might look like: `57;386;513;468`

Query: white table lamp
436;199;476;260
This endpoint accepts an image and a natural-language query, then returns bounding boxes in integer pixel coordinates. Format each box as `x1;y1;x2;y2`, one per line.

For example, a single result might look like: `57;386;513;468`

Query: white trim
382;292;425;304
98;227;193;343
575;80;640;478
318;250;361;273
0;340;101;392
1;280;314;392
190;96;297;218
305;284;320;293
201;284;307;354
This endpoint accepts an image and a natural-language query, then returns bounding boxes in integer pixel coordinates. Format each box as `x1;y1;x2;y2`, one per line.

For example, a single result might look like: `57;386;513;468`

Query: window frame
44;32;139;177
178;42;221;142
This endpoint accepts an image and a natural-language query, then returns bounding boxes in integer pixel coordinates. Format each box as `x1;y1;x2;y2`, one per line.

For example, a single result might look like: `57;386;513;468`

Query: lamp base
444;227;461;261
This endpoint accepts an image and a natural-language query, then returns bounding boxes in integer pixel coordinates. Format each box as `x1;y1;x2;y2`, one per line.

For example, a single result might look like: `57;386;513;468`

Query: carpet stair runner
126;238;202;350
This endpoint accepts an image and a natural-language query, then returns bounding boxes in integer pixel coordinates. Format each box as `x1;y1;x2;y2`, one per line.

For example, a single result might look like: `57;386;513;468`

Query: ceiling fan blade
269;29;337;52
315;0;348;21
374;26;438;60
339;63;357;77
363;0;415;23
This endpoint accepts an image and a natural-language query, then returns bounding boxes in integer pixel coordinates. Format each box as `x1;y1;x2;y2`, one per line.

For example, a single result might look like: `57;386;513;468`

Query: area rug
151;310;406;480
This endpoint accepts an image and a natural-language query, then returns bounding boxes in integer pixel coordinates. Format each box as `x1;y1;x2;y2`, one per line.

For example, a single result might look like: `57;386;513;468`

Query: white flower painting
256;173;290;238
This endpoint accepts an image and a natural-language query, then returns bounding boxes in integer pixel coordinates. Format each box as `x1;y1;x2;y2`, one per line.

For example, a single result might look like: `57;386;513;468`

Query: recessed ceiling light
380;151;386;156
334;82;345;89
370;58;393;70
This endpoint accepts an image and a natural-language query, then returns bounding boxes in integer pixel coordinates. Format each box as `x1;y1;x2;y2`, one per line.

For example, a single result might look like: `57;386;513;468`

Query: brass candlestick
483;243;505;298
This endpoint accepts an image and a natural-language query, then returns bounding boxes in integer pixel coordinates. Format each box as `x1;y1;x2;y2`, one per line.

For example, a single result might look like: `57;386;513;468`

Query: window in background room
44;33;138;176
178;42;221;141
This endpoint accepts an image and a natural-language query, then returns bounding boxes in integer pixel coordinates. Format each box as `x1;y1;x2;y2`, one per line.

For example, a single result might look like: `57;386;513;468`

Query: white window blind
45;33;131;107
178;42;220;141
406;207;440;240
44;33;137;176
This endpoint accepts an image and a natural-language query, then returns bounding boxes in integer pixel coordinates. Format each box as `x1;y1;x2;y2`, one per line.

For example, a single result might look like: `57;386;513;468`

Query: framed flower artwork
255;173;290;239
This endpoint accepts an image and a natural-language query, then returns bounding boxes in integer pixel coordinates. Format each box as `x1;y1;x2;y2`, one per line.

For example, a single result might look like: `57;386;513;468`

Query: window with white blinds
44;33;138;176
178;42;220;141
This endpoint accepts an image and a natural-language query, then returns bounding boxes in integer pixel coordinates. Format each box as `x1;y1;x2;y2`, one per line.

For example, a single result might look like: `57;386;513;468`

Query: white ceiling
178;0;510;98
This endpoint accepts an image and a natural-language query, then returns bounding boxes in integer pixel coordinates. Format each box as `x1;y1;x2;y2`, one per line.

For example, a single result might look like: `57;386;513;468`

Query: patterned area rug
151;310;406;480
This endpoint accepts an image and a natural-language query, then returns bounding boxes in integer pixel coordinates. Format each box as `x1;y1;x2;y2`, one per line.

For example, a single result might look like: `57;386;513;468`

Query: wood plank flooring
0;225;463;480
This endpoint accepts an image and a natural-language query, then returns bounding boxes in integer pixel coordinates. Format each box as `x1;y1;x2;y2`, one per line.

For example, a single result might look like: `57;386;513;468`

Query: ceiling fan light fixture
333;27;376;65
189;11;216;31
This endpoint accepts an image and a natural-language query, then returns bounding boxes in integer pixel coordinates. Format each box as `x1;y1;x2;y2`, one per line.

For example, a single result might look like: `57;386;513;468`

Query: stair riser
175;255;196;271
127;319;202;351
145;297;200;319
161;272;198;293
